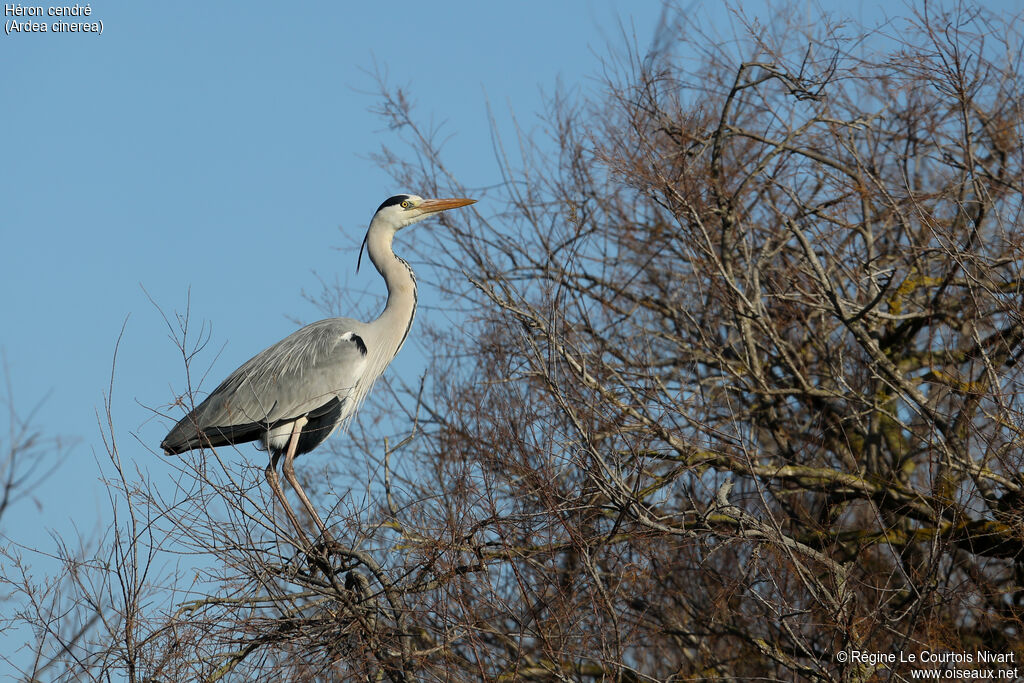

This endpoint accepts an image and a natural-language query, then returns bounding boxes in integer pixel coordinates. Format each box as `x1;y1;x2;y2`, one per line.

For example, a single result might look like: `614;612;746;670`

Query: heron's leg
265;455;311;548
281;416;335;544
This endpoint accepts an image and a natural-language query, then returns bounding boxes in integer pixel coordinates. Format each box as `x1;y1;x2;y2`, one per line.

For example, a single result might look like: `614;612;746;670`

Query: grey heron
161;194;475;546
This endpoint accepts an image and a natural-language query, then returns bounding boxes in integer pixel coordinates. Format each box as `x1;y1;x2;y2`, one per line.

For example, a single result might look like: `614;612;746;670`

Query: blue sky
2;0;1020;669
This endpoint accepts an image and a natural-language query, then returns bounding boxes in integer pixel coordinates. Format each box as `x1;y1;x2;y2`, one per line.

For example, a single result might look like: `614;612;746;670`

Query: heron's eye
401;200;413;209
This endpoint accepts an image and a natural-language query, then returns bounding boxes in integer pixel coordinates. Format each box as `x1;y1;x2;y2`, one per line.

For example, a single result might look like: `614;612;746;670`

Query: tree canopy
6;3;1024;681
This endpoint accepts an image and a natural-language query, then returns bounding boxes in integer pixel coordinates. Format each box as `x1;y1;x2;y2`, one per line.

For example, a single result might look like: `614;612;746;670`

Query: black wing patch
351;333;367;356
293;397;345;456
161;419;266;455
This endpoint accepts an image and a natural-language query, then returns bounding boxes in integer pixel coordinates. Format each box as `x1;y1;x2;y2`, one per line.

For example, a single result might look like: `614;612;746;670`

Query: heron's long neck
367;228;417;356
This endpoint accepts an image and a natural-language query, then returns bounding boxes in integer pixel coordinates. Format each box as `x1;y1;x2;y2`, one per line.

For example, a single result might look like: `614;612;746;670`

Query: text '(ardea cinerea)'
161;194;476;547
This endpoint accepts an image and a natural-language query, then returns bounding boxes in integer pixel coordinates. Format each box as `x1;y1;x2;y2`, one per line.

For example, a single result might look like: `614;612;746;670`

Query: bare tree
7;3;1024;681
0;360;95;681
0;362;69;526
357;3;1024;680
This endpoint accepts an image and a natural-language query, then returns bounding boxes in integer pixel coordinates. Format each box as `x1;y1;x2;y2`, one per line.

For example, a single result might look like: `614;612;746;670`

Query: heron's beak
418;197;476;214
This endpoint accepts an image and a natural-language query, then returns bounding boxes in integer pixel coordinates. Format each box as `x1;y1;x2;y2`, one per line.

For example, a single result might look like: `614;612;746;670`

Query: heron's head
358;194;475;271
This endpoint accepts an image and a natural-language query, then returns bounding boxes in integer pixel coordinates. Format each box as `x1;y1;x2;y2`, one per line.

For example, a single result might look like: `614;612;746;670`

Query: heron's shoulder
292;317;368;337
254;318;364;360
298;318;369;350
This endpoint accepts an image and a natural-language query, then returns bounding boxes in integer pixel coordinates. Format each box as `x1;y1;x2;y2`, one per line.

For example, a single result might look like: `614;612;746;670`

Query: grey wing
161;318;369;454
